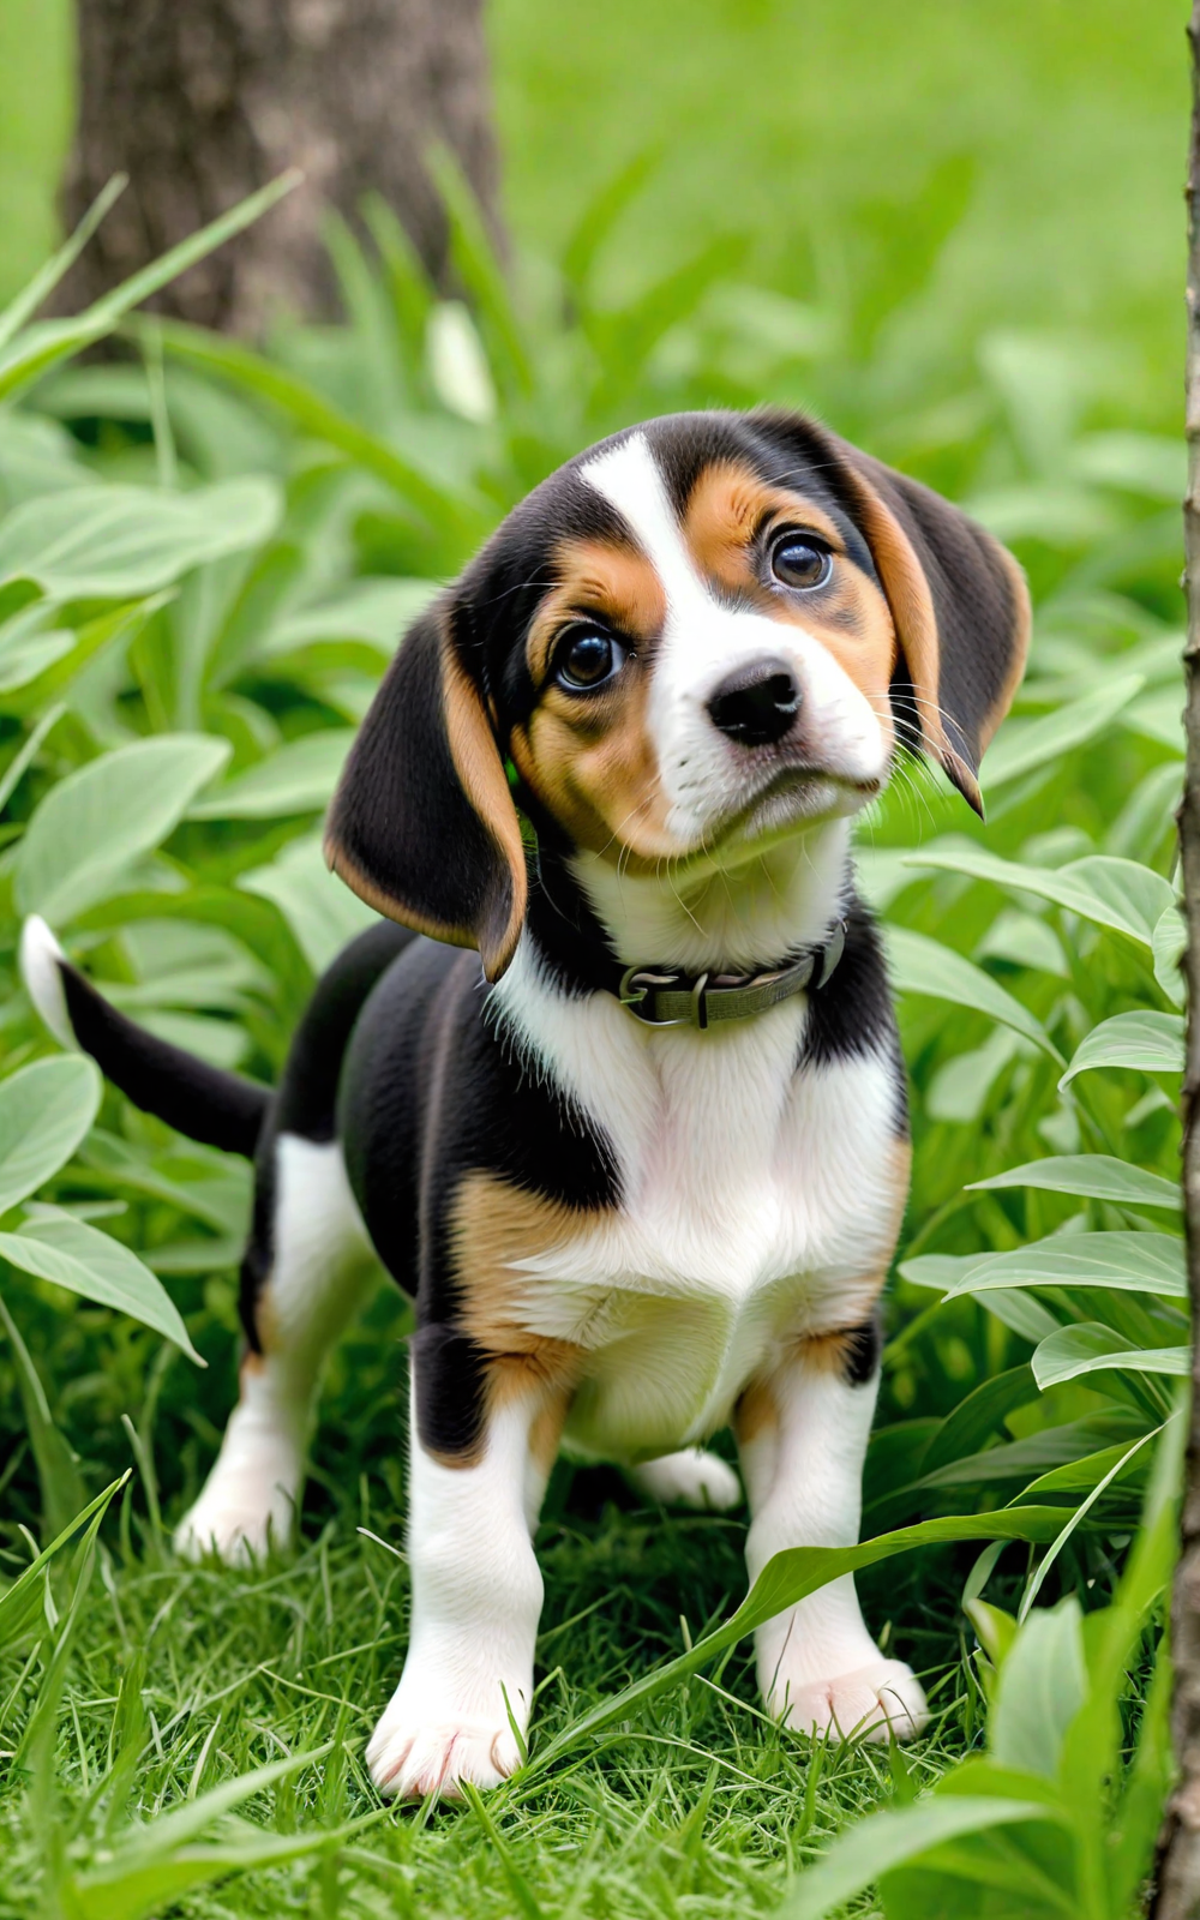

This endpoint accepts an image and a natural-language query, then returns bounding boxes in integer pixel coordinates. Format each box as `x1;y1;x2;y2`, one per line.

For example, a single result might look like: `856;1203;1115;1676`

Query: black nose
706;657;801;747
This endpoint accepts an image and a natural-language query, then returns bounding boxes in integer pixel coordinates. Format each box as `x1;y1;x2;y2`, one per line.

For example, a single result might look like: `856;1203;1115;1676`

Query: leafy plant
781;1413;1182;1918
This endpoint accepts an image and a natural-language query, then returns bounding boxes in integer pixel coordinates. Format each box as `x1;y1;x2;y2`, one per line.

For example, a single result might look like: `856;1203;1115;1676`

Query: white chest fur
491;943;902;1459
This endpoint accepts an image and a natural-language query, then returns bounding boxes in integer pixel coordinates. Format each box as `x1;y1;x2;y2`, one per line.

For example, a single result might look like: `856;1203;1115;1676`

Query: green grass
0;1394;989;1919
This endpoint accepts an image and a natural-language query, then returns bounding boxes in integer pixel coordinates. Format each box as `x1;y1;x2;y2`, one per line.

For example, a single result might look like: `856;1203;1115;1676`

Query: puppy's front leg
367;1345;567;1799
736;1324;928;1743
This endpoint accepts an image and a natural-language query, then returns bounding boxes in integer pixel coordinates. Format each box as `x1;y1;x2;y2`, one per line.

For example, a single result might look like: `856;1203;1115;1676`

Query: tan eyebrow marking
525;535;667;684
683;463;847;592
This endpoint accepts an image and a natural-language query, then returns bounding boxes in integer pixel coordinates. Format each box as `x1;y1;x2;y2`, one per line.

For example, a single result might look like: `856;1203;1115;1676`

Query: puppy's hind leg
625;1449;741;1512
175;1133;377;1566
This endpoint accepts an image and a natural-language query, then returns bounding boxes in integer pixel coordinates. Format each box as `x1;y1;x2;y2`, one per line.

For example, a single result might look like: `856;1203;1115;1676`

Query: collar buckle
616;920;847;1030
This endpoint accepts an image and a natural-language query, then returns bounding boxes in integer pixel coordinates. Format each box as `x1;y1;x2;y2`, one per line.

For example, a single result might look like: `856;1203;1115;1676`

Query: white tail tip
19;915;76;1051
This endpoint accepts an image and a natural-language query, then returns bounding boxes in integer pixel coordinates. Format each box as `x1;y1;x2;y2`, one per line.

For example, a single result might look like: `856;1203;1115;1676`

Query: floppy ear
324;596;527;981
798;421;1031;815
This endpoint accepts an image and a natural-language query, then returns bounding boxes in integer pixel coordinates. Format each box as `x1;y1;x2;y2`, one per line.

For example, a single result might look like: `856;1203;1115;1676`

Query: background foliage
0;5;1190;1916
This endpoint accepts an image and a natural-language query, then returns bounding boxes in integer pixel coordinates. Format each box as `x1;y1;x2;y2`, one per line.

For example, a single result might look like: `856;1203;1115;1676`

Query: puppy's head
326;411;1030;979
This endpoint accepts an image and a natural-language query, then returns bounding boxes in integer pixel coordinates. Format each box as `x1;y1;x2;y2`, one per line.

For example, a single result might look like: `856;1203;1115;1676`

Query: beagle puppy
21;409;1029;1799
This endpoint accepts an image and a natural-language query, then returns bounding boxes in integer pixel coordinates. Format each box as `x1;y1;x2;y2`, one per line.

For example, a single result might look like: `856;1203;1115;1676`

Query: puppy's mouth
709;760;882;851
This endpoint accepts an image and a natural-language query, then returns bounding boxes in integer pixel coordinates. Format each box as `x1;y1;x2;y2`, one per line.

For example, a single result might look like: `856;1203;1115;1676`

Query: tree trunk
56;0;504;334
1154;7;1200;1915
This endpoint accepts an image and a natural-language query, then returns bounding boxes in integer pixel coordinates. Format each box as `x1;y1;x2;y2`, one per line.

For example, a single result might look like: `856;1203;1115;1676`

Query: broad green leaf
522;1508;1066;1780
0;1211;203;1363
868;1418;1144;1528
976;907;1069;977
0;478;281;599
941;1230;1185;1302
1017;1425;1164;1620
266;577;437;654
1014;1438;1157;1504
77;1130;251;1235
779;1795;1055;1920
885;927;1060;1060
150;318;486;533
1031;1323;1189;1391
0;602;76;692
0;593;171;720
921;1366;1040;1475
1066;854;1178;944
0;1056;101;1215
1058;1010;1184;1088
904;845;1173;948
1153;902;1186;1006
189;730;353;820
1070;431;1186;501
969;1153;1180;1211
990;1598;1086;1777
74;885;315;1028
898;1253;1062;1342
241;829;379;971
15;733;231;924
1126;686;1185;754
963;1603;1019;1672
978;672;1144;790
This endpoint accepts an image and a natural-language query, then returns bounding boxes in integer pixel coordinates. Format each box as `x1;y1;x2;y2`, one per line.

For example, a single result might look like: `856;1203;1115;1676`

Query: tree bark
1154;7;1200;1915
56;0;504;334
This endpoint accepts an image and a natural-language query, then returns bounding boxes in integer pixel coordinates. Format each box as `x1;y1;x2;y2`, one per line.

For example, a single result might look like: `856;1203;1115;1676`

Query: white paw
776;1658;928;1743
628;1448;742;1512
367;1703;522;1800
173;1484;296;1566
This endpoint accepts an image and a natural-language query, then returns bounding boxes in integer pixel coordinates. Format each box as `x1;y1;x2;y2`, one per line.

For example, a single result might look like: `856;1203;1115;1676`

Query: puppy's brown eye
555;627;626;691
770;534;833;591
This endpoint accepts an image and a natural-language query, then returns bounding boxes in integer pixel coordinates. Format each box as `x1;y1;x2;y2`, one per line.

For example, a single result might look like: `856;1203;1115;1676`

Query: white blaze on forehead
580;431;710;618
579;430;770;747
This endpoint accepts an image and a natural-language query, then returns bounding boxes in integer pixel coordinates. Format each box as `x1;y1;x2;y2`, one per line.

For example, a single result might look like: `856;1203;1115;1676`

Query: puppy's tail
20;915;270;1159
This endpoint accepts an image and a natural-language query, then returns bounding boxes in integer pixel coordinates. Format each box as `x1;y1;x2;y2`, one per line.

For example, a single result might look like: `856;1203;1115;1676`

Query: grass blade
520;1509;1067;1779
0;175;127;354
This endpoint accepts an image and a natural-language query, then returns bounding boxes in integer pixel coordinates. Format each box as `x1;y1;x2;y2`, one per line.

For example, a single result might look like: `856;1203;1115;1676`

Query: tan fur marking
524;537;666;683
682;462;899;746
836;479;958;778
514;534;676;863
442;634;528;979
977;543;1032;754
886;1135;912;1249
798;1326;874;1376
734;1374;778;1446
684;463;847;586
430;1174;591;1472
448;1171;603;1360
